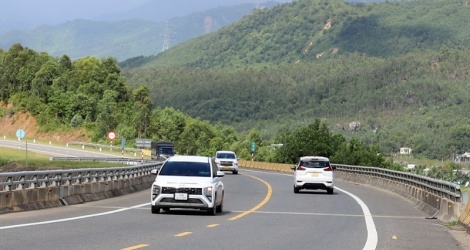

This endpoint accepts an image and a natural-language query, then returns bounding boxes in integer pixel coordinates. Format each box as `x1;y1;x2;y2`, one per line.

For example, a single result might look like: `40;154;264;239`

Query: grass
0;146;136;172
445;220;459;228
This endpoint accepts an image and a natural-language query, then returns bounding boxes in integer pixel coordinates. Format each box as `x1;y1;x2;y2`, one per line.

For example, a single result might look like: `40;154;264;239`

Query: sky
0;0;292;33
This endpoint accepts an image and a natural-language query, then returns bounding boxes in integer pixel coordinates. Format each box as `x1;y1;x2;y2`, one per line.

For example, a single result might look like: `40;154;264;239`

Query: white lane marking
0;145;73;156
0;203;150;230
332;187;378;250
243;169;378;250
0;140;122;157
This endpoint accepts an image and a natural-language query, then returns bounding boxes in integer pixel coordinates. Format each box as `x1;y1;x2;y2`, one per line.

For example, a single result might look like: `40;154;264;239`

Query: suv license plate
175;193;188;200
311;173;319;177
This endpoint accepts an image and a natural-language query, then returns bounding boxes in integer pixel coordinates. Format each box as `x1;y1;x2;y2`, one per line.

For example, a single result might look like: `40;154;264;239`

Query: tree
132;86;152;138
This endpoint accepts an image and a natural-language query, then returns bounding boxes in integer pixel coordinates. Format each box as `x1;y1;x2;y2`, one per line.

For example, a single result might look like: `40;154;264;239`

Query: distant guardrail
66;142;142;152
334;164;462;203
49;156;157;164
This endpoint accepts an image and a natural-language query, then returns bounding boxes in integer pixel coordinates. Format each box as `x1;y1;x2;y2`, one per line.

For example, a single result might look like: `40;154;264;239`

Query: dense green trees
122;48;470;160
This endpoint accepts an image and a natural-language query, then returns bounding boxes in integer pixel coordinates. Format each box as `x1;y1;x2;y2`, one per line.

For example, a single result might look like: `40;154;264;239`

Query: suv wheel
151;206;161;214
232;170;238;174
216;194;224;213
327;187;334;194
208;204;217;216
294;186;300;193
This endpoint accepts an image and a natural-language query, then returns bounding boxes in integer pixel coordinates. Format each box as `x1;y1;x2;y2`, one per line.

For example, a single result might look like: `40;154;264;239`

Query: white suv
150;155;225;215
214;150;239;174
290;156;334;194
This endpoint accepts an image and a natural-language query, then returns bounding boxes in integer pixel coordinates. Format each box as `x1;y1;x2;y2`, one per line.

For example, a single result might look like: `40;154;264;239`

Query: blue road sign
16;129;25;139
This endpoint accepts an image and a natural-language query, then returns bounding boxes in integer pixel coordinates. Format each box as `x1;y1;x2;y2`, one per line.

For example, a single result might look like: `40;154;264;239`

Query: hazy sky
0;0;291;24
0;0;292;33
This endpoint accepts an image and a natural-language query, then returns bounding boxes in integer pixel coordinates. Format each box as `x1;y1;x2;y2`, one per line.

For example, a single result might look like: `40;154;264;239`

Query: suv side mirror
290;165;296;171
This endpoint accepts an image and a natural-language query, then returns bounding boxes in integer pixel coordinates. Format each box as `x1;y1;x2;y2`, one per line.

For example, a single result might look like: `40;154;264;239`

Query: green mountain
0;3;280;61
121;0;470;160
124;0;470;68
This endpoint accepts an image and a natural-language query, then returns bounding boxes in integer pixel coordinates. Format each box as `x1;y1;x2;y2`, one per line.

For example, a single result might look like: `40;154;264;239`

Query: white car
214;150;239;174
290;156;334;194
150;155;225;215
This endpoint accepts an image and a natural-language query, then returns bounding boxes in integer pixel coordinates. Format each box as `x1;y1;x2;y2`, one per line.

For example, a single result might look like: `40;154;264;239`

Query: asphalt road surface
0;139;469;249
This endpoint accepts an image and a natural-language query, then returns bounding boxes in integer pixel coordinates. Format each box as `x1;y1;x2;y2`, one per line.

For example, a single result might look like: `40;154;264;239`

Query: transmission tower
256;0;260;9
162;22;173;52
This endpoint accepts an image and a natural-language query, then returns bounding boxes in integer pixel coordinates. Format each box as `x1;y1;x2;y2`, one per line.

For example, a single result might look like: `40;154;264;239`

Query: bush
70;114;84;128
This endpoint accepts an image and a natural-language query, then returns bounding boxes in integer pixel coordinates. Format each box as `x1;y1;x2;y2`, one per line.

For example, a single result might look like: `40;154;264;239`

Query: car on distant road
290;156;334;194
214;150;239;174
150;155;225;215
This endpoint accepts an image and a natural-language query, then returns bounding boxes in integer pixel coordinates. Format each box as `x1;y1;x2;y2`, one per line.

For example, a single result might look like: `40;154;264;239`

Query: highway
0;140;467;250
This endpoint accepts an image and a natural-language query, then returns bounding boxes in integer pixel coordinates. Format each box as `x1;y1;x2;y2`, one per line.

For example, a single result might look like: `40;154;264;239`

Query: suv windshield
300;160;329;169
216;153;235;159
159;147;174;155
159;161;211;177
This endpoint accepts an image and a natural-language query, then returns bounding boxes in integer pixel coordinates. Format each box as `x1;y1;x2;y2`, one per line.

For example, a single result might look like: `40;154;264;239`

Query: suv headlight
203;186;213;198
152;185;160;196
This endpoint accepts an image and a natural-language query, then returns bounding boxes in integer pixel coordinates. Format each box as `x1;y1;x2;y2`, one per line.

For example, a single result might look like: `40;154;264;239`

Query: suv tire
327;187;334;194
208;204;217;216
294;186;300;193
216;194;224;213
232;170;238;174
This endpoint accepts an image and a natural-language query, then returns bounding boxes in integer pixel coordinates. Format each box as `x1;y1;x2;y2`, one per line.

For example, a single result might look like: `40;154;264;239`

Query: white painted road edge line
0;203;150;230
336;187;378;250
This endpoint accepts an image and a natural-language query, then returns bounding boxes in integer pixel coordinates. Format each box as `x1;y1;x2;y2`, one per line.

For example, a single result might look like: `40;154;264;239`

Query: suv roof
300;156;329;162
167;155;209;163
216;150;236;154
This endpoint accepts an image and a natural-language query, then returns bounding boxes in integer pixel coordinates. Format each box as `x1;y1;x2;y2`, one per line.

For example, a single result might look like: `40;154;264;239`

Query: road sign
135;138;152;148
251;141;256;152
16;129;25;139
107;131;117;141
121;138;126;148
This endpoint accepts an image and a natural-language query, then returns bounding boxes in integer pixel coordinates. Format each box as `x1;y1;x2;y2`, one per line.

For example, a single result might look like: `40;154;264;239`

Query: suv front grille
160;198;204;204
161;187;202;195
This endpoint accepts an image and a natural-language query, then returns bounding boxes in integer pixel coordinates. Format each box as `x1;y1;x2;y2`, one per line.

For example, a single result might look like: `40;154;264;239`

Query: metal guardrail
333;164;462;203
0;157;462;204
66;142;142;152
49;156;156;164
0;161;163;192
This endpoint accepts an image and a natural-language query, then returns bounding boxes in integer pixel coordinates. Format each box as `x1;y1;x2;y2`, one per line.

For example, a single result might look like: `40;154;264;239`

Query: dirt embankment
0;106;90;171
0;107;89;144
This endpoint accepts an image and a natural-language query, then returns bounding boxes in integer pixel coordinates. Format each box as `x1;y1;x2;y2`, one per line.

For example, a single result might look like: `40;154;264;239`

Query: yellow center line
207;224;219;228
228;174;272;221
175;232;192;237
121;244;149;250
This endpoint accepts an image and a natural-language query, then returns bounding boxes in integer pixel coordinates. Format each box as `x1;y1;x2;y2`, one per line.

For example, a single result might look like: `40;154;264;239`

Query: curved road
0;140;467;249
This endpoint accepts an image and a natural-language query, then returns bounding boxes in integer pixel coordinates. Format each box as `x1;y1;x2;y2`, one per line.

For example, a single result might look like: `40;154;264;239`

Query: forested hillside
1;43;399;174
124;0;470;68
121;0;470;160
0;3;279;61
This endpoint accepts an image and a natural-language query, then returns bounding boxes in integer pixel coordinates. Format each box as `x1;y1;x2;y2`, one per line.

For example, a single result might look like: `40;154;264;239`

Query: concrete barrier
0;175;154;214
